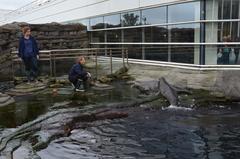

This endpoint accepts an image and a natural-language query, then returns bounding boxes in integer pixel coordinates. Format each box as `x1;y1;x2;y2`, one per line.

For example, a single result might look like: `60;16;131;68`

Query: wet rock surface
0;93;15;107
6;82;47;96
0;76;240;159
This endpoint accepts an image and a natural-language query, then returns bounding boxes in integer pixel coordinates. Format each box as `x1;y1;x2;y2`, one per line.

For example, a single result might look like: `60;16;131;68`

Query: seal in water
158;77;178;106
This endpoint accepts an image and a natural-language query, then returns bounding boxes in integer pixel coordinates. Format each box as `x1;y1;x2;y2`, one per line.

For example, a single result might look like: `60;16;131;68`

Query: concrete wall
126;63;240;99
1;0;193;24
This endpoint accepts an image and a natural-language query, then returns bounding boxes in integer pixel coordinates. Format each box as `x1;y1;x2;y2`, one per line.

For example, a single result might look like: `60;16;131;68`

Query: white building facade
1;0;240;65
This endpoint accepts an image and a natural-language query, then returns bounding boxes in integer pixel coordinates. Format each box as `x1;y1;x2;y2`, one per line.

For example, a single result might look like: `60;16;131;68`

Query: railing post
110;49;113;74
126;49;129;65
49;51;53;77
122;48;125;67
95;49;98;79
53;52;56;78
10;51;14;80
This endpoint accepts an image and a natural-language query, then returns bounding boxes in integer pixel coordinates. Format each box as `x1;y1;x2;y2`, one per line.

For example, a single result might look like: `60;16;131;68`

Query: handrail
11;48;127;54
11;47;129;78
91;42;240;46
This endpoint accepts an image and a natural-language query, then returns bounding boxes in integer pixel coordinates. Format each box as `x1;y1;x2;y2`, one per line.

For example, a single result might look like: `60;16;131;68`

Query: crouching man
68;56;91;92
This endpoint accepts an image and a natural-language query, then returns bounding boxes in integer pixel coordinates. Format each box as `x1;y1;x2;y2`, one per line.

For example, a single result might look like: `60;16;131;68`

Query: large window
121;11;141;27
79;19;89;30
217;22;240;42
145;45;168;61
106;30;121;42
88;0;240;65
104;14;121;28
169;23;200;43
168;2;200;23
90;17;104;30
206;0;240;20
169;23;200;64
127;45;142;59
144;26;168;42
142;6;167;25
171;45;197;64
219;0;240;19
124;28;142;42
91;31;104;43
205;0;240;65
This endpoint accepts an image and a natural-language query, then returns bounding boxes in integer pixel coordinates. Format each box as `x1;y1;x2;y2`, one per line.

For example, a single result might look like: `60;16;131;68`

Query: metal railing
11;48;129;79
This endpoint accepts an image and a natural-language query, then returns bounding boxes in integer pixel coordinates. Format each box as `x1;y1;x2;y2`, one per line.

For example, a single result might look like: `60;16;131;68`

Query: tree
122;13;140;26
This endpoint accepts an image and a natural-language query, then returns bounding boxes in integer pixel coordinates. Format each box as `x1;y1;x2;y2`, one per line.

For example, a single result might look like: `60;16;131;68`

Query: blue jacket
68;63;87;82
18;36;39;59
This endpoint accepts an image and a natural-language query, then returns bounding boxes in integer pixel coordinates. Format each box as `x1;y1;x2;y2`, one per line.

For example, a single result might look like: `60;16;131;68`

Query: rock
112;66;128;77
98;67;133;83
6;82;47;96
121;75;135;81
92;82;114;90
0;93;15;107
49;83;64;88
132;79;160;94
98;76;113;83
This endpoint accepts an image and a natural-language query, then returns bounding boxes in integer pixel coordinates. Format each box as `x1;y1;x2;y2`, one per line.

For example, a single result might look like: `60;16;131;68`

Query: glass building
2;0;238;66
67;0;240;65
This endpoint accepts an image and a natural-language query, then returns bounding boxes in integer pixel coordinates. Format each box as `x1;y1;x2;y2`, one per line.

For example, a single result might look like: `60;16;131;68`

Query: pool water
0;81;240;159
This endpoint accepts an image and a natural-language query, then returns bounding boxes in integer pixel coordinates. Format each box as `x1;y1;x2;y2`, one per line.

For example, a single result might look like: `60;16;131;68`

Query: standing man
68;56;91;92
18;26;39;82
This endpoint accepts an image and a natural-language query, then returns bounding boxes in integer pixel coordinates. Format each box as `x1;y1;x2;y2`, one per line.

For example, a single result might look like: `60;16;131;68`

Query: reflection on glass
106;44;122;58
105;14;121;28
107;30;121;42
217;22;240;42
168;2;200;23
142;7;167;25
171;46;197;64
145;26;168;42
90;17;104;30
79;19;89;30
145;45;168;61
121;11;141;27
124;28;142;42
169;23;200;42
232;0;240;19
207;0;240;20
206;45;240;65
91;31;104;43
127;46;142;59
222;0;231;19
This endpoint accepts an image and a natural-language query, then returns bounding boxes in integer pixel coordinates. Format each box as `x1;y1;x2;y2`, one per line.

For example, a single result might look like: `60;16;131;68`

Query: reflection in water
0;82;240;159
